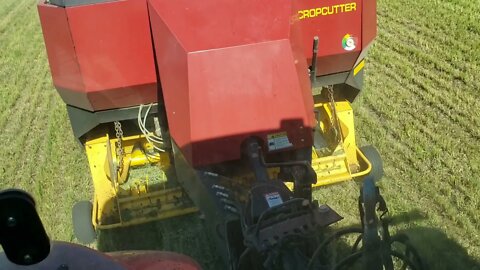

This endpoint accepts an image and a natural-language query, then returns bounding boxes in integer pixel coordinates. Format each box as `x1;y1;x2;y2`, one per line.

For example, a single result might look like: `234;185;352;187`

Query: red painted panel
150;0;291;52
148;2;192;161
295;0;363;56
149;0;315;166
66;0;156;92
110;251;202;270
39;0;376;113
294;0;366;75
187;41;314;165
87;83;157;110
37;4;85;91
362;0;377;48
315;53;360;76
38;0;157;111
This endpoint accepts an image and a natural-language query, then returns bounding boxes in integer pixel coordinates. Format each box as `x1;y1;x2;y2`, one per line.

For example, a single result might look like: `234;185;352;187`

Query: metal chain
327;85;340;143
114;121;124;174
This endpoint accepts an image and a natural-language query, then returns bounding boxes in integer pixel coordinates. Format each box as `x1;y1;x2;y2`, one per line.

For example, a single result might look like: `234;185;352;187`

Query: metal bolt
216;191;229;198
205;172;219;177
212;184;225;190
318;205;329;212
57;264;69;270
6;217;16;227
23;254;32;264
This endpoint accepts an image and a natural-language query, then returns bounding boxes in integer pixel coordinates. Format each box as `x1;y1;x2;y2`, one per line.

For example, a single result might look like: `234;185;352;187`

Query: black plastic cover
246;182;294;225
0;189;50;265
0;242;127;270
48;0;116;8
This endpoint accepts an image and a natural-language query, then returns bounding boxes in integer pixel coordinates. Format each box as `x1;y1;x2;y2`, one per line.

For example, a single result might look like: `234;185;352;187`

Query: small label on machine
342;34;357;51
265;192;283;208
267;132;293;151
297;2;357;20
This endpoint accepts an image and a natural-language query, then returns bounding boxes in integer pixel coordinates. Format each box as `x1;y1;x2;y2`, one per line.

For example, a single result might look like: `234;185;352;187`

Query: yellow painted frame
85;133;197;230
83;100;369;229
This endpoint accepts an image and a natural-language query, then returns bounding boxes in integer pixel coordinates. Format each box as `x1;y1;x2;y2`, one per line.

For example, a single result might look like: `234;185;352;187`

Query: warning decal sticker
267;132;293;151
265;192;283;208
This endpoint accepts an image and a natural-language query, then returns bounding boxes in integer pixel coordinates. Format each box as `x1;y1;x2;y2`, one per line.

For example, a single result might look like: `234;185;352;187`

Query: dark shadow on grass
377;210;480;270
383;210;480;270
316;210;480;270
96;214;223;269
399;226;480;270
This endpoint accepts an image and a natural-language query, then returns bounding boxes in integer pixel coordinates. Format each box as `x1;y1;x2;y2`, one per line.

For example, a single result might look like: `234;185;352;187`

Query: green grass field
0;0;479;269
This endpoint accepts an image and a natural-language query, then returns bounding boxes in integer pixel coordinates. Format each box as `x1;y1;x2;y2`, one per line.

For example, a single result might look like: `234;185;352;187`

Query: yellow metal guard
311;100;372;187
85;133;197;230
84;100;370;229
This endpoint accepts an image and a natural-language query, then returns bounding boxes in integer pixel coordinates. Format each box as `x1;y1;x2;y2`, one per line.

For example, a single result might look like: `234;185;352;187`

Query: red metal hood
148;0;316;167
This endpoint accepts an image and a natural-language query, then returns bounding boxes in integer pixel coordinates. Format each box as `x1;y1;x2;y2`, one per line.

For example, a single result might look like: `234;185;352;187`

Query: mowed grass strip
0;0;92;241
0;0;479;269
349;0;480;264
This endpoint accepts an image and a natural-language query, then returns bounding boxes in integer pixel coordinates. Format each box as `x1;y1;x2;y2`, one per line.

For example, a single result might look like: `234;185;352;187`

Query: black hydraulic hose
351;234;363;253
259;153;310;168
390;239;424;270
244;138;270;182
390;250;421;270
310;36;319;85
252;198;306;238
329;250;420;270
237;247;251;269
332;251;363;270
307;227;363;270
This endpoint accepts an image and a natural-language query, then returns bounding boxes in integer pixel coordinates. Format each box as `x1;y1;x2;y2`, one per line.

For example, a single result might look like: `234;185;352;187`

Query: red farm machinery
0;0;426;269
